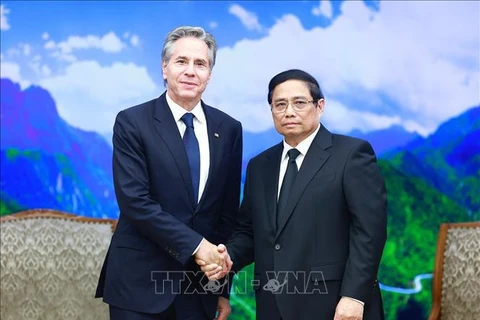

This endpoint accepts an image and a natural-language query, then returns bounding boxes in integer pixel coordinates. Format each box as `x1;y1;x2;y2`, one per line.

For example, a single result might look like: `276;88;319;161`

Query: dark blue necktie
277;148;300;230
181;113;200;204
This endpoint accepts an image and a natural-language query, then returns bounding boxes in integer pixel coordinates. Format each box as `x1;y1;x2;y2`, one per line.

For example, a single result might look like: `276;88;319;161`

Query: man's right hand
196;244;233;280
194;239;225;268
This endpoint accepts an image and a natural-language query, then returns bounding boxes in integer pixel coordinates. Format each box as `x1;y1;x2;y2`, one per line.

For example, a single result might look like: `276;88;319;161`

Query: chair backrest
429;221;480;320
1;209;116;320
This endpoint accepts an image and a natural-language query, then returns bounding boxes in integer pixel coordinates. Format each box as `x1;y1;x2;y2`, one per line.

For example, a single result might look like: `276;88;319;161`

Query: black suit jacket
95;92;242;317
228;125;387;320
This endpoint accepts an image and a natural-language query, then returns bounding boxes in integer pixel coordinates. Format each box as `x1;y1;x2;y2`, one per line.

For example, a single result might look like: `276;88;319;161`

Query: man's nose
184;62;195;75
284;103;296;116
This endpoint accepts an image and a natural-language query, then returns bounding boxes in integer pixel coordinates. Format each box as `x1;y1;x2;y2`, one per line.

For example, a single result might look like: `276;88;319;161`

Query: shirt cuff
191;238;205;256
343;296;365;306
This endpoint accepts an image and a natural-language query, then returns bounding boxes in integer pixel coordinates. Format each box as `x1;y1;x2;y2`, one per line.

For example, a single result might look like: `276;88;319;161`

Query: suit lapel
276;126;332;238
195;102;222;213
152;93;195;207
262;144;283;232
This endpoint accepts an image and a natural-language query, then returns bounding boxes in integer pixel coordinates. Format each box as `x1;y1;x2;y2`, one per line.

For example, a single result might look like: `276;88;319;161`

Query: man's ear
162;60;167;80
317;99;325;113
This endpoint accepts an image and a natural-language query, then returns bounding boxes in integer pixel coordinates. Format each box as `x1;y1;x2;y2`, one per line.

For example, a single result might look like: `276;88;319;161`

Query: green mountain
387;106;480;218
377;160;471;319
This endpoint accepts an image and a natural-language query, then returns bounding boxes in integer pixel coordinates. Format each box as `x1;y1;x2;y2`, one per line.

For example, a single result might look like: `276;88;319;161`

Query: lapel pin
214;133;220;138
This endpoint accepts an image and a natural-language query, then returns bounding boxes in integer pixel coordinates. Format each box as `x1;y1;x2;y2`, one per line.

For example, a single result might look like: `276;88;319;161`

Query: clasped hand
194;241;232;280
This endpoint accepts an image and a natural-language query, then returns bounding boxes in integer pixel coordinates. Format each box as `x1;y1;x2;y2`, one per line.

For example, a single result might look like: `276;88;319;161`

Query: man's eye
295;101;307;105
176;60;186;64
275;103;287;108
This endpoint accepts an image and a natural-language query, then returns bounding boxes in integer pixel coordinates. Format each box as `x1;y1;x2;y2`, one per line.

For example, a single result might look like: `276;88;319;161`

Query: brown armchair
429;221;480;320
0;209;117;320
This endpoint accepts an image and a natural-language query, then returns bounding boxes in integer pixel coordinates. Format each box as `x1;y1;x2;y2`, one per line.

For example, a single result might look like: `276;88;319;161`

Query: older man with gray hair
95;25;243;320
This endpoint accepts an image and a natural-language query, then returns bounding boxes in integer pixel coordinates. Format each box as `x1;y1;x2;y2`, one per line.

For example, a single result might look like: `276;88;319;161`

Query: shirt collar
166;92;206;124
281;123;321;160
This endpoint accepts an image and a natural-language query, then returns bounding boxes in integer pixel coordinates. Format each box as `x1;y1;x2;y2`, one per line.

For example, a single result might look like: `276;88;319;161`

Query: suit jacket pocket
310;263;345;281
309;173;336;188
113;233;159;252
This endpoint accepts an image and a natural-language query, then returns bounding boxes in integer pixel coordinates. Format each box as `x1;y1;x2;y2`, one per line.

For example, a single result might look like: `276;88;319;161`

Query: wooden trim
428;221;480;320
428;305;440;320
428;223;448;320
0;208;117;233
440;222;480;229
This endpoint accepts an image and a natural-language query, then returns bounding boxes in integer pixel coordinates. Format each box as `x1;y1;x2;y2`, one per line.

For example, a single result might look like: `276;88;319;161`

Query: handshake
194;240;233;280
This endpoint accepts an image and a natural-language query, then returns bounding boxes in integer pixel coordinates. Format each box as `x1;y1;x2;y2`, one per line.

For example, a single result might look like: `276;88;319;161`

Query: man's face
162;37;212;109
271;79;324;146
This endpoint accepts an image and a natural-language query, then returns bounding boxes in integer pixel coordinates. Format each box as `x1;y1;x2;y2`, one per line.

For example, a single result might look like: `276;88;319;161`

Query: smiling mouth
181;82;197;86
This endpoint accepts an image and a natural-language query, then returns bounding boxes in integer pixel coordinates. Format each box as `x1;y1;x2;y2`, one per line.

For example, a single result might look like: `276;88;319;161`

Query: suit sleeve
112;110;203;265
227;160;255;272
340;140;387;304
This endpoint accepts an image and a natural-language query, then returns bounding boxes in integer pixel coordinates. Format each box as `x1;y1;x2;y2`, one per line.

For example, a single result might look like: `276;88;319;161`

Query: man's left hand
333;297;364;320
215;297;231;320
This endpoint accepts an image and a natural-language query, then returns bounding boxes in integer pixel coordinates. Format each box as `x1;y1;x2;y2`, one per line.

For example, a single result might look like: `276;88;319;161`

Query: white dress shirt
166;93;210;204
276;123;365;307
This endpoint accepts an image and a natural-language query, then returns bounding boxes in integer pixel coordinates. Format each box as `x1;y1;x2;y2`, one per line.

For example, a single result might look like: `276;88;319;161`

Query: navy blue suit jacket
95;92;242;317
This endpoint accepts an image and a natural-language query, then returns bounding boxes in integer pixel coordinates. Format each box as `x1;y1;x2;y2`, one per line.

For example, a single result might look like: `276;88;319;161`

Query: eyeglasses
270;99;317;113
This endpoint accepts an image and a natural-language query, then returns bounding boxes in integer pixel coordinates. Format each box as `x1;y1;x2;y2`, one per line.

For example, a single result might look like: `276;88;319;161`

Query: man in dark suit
95;26;243;320
200;69;387;320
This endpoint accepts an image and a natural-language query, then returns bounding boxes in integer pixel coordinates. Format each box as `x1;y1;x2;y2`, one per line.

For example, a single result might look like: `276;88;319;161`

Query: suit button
274;244;281;251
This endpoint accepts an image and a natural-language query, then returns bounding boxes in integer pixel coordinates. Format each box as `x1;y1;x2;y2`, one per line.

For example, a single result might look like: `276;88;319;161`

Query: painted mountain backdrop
1;78;118;218
0;77;437;218
1;78;478;319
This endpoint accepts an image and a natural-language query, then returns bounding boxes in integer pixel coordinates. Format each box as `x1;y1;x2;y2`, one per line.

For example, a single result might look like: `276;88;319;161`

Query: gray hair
162;26;217;70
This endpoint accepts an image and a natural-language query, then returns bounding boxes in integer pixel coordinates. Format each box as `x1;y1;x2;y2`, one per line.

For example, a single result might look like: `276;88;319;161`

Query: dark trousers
256;291;282;320
109;292;210;320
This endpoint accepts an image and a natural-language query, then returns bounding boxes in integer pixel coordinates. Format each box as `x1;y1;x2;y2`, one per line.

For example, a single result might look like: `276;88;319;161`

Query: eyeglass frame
270;98;322;114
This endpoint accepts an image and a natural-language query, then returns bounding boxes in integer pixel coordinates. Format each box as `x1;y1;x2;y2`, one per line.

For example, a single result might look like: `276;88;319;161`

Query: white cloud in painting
229;4;262;31
130;34;140;47
205;1;479;135
45;31;126;54
22;43;31;56
39;60;159;133
41;64;52;77
312;0;333;19
1;4;10;31
0;60;30;88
